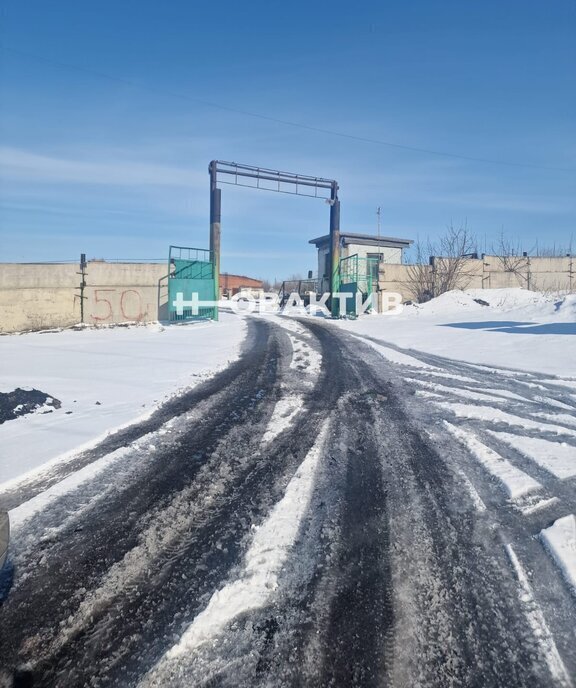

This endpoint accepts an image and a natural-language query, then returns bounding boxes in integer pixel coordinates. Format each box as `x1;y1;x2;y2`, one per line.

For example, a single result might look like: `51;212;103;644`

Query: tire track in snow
261;394;304;444
0;320;336;687
0;320;289;682
368;335;576;516
444;422;542;501
1;320;574;686
355;333;576;411
141;421;330;686
260;323;557;688
345;328;576;681
435;402;576;439
505;544;573;688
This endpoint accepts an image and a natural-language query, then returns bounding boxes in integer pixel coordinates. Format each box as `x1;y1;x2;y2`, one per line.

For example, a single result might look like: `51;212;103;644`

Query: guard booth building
309;232;413;295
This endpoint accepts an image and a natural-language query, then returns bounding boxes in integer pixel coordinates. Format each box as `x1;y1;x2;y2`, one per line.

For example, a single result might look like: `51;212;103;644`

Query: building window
324;253;330;278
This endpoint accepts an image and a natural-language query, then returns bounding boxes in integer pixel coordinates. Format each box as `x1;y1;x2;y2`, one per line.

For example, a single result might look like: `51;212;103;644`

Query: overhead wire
1;44;575;174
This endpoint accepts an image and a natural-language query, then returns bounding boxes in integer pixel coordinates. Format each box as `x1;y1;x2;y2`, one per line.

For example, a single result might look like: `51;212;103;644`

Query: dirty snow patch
445;422;541;499
437;403;576;438
409;379;527;405
530;412;576;429
456;468;487;512
7;446;129;529
261;394;303;444
540;515;576;594
488;432;576;481
518;496;560;516
152;421;329;669
505;544;573;687
358;339;435;370
287;335;322;377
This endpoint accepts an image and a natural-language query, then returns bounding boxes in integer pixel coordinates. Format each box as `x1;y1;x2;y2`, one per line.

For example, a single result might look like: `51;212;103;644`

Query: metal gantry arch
208;160;341;316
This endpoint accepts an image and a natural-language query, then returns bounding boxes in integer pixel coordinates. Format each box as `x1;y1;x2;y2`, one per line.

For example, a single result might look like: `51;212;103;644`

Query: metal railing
339;254;379;293
278;278;320;306
169;246;213;265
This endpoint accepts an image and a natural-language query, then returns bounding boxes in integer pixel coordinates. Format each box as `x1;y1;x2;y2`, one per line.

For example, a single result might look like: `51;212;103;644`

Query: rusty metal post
209;160;221;320
329;182;341;316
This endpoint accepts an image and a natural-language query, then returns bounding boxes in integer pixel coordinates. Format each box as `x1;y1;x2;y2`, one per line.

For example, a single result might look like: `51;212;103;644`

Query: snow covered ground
1;290;575;684
0;314;246;487
336;288;576;378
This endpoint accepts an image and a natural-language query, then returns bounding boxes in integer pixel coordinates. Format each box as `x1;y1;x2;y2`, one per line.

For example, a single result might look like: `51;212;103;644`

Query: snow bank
0;315;246;486
407;288;556;317
555;294;576;320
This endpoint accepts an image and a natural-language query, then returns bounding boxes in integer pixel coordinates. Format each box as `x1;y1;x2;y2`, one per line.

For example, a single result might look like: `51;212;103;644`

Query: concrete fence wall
1;255;574;332
0;262;168;333
379;255;575;302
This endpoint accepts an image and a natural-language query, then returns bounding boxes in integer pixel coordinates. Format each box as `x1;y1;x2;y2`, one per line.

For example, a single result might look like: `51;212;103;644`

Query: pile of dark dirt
0;389;61;425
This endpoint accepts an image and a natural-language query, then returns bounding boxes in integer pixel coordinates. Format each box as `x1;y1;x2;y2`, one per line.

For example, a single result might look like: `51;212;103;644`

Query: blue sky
0;0;575;280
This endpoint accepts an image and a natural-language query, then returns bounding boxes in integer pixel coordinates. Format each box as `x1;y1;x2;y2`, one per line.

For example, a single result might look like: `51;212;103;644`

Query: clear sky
0;0;575;280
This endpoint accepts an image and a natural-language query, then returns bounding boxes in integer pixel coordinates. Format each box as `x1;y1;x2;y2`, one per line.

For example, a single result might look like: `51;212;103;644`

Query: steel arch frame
209;160;341;317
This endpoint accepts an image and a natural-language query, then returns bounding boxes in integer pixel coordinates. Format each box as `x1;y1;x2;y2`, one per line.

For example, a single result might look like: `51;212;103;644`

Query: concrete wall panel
84;286;160;325
0;262;168;333
0;255;574;332
0;287;79;332
0;263;79;289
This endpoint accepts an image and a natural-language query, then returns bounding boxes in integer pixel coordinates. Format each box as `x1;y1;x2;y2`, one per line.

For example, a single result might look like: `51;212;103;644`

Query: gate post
209;161;221;320
329;182;341;316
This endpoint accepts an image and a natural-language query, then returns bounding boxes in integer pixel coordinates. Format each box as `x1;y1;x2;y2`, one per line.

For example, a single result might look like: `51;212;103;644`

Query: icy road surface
1;317;575;687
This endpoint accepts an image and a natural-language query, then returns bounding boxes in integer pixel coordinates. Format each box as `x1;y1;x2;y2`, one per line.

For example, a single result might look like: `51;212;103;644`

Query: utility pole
376;205;382;279
77;253;87;323
329;181;341;316
208;161;221;321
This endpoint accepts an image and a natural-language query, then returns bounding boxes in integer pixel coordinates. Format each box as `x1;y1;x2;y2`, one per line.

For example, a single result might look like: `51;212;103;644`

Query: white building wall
342;244;403;264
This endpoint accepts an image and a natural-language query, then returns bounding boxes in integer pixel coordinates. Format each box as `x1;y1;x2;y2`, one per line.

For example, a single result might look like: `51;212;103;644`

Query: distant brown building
220;273;263;298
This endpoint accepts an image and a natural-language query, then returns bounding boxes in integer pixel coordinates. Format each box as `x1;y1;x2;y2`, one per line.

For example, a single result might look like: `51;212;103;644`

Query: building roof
220;273;263;287
309;232;413;249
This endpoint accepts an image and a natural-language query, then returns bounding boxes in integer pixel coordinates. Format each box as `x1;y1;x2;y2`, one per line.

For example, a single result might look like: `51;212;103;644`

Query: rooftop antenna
376;206;383;280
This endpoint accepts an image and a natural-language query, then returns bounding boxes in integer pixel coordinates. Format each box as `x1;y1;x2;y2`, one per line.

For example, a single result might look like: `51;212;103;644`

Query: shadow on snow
441;321;576;335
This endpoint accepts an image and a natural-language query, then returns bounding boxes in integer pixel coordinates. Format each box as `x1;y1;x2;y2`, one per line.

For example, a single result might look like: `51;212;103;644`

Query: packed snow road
0;316;575;687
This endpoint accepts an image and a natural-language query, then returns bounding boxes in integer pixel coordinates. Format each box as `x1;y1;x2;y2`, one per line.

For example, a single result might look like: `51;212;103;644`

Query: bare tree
404;238;435;302
534;239;573;257
404;225;478;302
491;233;530;288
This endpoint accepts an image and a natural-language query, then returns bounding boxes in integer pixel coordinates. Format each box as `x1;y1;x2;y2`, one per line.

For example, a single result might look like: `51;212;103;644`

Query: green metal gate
338;254;379;317
168;246;217;321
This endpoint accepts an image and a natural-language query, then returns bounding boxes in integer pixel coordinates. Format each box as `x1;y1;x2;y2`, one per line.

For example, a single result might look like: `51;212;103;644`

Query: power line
2;44;575;174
